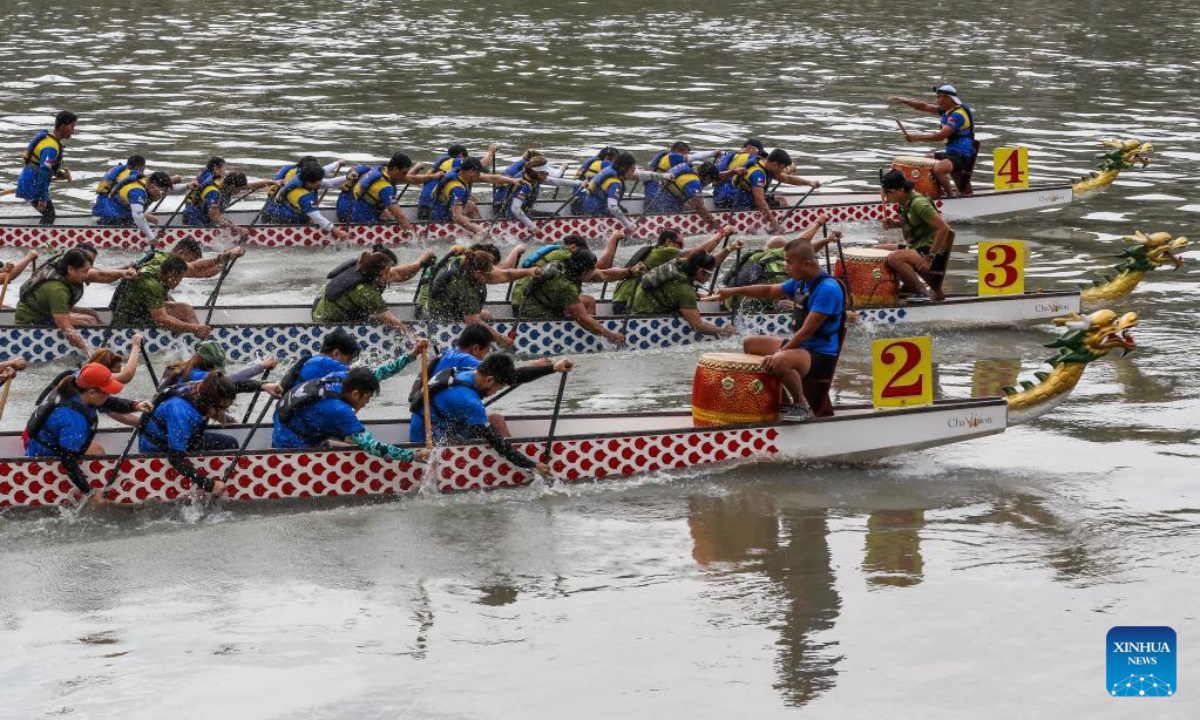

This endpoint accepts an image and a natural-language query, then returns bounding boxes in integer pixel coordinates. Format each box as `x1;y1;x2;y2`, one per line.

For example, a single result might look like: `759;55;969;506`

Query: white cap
933;84;962;105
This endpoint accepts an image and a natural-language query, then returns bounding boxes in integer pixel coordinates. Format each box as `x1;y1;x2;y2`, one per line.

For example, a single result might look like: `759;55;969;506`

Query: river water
1;0;1199;717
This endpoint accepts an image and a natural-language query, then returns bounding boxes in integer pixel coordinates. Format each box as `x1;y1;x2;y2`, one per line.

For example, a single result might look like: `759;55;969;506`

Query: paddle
706;233;734;295
201;247;244;326
0;372;13;422
541;370;568;464
240;365;274;423
142;348;161;390
776;183;819;226
216;395;278;492
420;345;433;449
101;408;153;502
0;266;12;309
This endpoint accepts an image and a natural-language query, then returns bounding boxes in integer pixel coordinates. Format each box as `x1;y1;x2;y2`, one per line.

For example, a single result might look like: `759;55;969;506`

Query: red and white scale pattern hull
0;186;1074;250
0;399;1008;510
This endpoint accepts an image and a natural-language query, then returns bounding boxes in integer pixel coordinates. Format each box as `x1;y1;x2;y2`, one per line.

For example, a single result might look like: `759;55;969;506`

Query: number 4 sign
872;336;934;409
994;147;1029;190
978;240;1026;295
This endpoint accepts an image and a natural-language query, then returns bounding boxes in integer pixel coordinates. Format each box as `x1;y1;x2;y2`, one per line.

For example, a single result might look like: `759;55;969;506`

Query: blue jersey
139;396;207;453
269;177;319;223
296;355;350;384
419;155;461;207
350;166;399;223
430;170;471;223
780;273;844;357
26;399;96;457
941;105;976;156
408;370;487;444
336;163;373;222
643;150;687;203
182;185;222;226
648;162;703;212
580;167;624;216
272;391;364;448
16;131;62;203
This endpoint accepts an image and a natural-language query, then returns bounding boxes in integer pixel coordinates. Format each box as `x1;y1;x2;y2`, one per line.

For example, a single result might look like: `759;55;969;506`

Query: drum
692;352;782;427
892;155;941;198
833;248;899;307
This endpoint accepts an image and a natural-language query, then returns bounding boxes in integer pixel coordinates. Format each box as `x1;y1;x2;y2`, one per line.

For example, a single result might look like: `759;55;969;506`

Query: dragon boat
0;309;1138;509
3;228;1184;365
0;139;1150;251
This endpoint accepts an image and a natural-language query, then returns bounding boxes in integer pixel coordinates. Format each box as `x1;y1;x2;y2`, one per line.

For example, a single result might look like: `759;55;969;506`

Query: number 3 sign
978;240;1025;295
872;336;934;409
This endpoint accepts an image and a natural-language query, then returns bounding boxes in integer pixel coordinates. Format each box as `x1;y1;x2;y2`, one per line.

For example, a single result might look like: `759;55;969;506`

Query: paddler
109;239;247;336
92;154;146;215
33;341;146;423
889;84;977;197
713;138;766;207
0;249;41;301
721;214;841;311
264;164;350;240
312;248;410;333
182;170;274;237
16;111;77;225
515;249;627;345
875;169;954;301
13;249;104;351
272;338;431;463
14;243;136;326
93;171;177;241
494;153;585;238
261;156;334;218
702;239;847;423
645;161;727;230
422;246;536;347
25;362;152;502
580;152;673;232
511;230;628;314
612;226;736;314
643;142;720;205
161;340;277;388
417;144;499;220
350;152;443;229
717;148;821;234
430;157;521;234
628;248;743;337
409;353;573;478
574;146;619;181
139;372;281;497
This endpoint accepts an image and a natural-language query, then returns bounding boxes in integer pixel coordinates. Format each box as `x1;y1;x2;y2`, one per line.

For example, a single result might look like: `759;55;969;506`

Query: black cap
745;138;765;154
460;157;484;173
881;168;913;192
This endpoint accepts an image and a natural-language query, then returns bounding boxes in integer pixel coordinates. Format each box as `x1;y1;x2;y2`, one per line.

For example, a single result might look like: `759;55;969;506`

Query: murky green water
1;0;1198;717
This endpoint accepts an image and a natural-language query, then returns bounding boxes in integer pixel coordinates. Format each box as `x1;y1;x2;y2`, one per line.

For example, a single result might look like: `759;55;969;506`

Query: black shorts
805;351;838;381
933;151;969;174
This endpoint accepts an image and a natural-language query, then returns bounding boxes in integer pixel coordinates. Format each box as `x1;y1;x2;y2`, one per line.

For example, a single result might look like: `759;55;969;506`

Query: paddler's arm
595;229;624;270
388;249;435;283
384;203;413;230
903;124;955;144
771;172;821;189
686;195;721;230
373;309;410;335
464;318;513;349
372;338;427;382
52;313;88;351
113;334;143;384
685;226;736;257
468;422;538;470
167;450;223;495
712;239;746;267
565;302;625;345
345;429;429;463
606;197;635;232
481;145;499;169
543;176;584;189
186;247;245;278
129;201;157;241
811;230;843;254
58;449;93;494
403;169;443;183
679;307;735;336
479;173;521;187
149;306;211;338
888;96;939;114
508;193;538;232
4;250;39;281
451;203;484;234
797;213;832;243
488;266;538;283
87;266;137;284
689;150;719;162
751;185;783;234
500;244;525;270
702;284;788;302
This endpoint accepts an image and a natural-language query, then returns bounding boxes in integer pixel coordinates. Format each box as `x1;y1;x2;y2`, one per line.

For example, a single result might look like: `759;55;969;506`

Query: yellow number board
978;240;1026;296
872;336;934;409
994;147;1029;190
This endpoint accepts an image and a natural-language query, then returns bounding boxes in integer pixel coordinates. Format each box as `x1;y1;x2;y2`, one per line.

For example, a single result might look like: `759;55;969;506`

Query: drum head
893;155;937;167
698;352;767;370
843;247;893;260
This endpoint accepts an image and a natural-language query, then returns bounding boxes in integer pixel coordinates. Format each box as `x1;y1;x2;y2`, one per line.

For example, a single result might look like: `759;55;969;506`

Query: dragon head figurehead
1100;138;1154;171
1121;231;1190;272
1049;310;1139;364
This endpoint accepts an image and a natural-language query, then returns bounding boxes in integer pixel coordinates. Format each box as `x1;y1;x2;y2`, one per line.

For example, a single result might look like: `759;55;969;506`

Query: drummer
875;169;954;302
702;239;846;423
888;84;977;197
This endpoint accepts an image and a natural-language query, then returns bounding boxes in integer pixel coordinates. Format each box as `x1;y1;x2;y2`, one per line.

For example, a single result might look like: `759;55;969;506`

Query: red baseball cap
77;363;124;395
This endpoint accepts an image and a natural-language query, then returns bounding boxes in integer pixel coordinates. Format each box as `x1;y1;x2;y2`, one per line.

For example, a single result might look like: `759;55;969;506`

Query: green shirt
631;277;698;315
427;272;485;320
613;246;679;308
518;275;581;319
313;283;387;323
900;192;939;252
112;276;167;326
14;279;75;325
511;248;571;307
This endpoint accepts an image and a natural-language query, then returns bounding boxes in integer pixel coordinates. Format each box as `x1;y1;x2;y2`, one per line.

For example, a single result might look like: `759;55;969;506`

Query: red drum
833;248;898;307
692;352;782;427
892;155;941;198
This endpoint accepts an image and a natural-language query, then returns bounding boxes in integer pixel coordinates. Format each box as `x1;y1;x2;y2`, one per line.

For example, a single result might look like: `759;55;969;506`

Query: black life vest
26;389;96;455
407;366;472;415
323;262;371;303
430;259;488;309
276;375;345;427
517;262;570;315
725;248;786;287
493;179;538;217
109;249;169;311
792;274;848;344
143;382;208;451
19;259;85;308
279;354;315;393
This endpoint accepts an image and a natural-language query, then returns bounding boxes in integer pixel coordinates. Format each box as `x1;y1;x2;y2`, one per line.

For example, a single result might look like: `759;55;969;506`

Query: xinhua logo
1107;626;1176;697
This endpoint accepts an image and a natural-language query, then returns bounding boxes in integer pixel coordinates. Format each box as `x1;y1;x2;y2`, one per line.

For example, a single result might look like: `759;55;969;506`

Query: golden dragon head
1101;138;1154;169
1124;231;1190;270
1050;310;1139;363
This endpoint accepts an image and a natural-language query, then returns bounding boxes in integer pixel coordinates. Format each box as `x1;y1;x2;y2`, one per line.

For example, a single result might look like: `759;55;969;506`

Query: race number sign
993;147;1029;190
978;240;1025;295
872;336;934;409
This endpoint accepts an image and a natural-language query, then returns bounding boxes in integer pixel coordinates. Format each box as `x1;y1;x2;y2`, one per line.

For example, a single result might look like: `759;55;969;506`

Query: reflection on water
863;510;925;589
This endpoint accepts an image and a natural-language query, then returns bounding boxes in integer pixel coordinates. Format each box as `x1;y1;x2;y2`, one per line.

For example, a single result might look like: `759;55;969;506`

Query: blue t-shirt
408;370;486;444
140;396;206;453
780;274;844;357
26;400;95;456
272;394;364;448
419;155;462;206
430;172;471;223
941;106;975;155
434;348;483;373
297;355;350;384
16;134;59;202
183;186;222;226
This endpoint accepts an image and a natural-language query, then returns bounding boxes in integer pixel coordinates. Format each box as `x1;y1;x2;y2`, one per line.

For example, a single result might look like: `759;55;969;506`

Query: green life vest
613;246;679;309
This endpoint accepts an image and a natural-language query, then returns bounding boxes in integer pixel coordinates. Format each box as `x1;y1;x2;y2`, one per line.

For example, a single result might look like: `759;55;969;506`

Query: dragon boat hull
0;185;1075;250
0;293;1082;365
0;398;1008;509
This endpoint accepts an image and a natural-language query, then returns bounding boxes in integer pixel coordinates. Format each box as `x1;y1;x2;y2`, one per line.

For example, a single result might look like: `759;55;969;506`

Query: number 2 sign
872;336;934;409
993;147;1029;190
978;240;1025;295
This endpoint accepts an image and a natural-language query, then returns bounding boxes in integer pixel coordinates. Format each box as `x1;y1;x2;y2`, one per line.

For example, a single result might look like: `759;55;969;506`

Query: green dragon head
1097;138;1154;172
1047;310;1139;365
